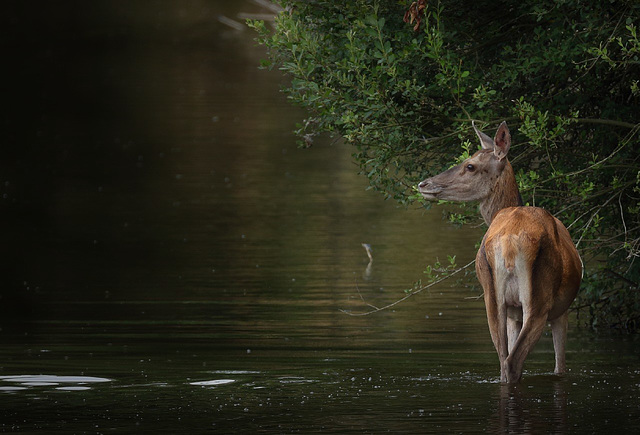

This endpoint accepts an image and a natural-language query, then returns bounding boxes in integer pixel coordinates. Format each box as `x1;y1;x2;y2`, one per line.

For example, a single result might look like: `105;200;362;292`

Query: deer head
418;121;513;203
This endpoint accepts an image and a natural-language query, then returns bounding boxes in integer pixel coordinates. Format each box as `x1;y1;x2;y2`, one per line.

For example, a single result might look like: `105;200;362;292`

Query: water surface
2;1;639;432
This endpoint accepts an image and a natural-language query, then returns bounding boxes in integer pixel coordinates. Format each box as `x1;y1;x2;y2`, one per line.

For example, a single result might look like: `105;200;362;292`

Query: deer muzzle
418;179;442;200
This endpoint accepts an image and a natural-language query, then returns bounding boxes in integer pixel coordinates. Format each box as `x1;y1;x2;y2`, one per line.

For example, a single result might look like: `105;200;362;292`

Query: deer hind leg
550;311;569;374
484;294;509;382
504;311;547;383
477;244;510;382
507;313;522;354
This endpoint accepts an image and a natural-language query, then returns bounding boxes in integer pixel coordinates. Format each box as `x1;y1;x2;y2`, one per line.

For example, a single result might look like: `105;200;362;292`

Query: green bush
250;0;640;331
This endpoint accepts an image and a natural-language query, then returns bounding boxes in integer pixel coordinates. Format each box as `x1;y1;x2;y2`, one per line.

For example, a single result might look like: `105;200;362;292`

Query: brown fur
419;122;582;383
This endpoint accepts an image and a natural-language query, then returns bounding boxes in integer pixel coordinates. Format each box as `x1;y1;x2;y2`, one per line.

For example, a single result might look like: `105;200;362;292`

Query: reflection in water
491;379;569;434
361;243;374;280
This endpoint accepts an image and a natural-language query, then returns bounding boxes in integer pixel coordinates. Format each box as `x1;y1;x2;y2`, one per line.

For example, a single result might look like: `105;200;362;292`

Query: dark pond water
2;1;640;432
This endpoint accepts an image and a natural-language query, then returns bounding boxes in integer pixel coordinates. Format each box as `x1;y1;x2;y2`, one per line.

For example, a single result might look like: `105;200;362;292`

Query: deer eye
466;164;475;172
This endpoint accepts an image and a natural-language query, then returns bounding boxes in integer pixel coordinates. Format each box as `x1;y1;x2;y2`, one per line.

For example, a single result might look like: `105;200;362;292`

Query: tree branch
340;259;476;316
575;118;639;129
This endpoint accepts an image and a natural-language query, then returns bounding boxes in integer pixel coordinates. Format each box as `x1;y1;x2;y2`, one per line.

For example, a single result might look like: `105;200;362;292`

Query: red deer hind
418;121;582;383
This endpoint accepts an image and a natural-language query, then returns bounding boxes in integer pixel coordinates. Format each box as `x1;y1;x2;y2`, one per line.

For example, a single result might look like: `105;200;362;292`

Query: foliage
250;0;640;331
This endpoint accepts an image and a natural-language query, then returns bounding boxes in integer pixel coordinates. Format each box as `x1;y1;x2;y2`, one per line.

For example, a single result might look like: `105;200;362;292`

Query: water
2;1;640;432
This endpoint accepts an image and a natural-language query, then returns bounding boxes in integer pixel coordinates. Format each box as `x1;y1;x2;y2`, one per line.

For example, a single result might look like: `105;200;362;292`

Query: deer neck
479;160;523;226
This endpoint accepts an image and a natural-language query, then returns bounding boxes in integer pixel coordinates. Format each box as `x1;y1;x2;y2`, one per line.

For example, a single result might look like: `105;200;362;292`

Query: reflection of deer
418;122;582;383
492;381;569;433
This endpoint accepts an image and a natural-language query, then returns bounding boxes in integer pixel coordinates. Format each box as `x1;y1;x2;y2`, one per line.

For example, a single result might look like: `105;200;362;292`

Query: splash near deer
418;122;582;383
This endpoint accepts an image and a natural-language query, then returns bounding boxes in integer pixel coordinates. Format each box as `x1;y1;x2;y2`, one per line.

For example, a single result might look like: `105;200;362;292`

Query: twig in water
355;280;379;311
340;259;476;316
464;294;484;300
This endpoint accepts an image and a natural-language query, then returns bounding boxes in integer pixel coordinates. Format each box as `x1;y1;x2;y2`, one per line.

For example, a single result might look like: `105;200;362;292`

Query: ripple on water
0;386;28;392
189;379;236;386
0;375;112;392
278;376;318;385
56;386;92;391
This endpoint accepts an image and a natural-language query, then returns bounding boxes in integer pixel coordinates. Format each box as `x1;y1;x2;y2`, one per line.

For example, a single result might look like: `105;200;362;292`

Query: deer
418;121;582;383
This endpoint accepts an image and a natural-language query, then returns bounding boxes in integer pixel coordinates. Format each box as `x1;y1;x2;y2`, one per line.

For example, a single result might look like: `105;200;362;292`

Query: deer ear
493;121;511;160
473;121;495;150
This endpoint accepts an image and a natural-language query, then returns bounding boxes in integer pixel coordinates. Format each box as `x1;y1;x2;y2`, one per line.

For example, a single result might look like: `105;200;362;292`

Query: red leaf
403;0;427;32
